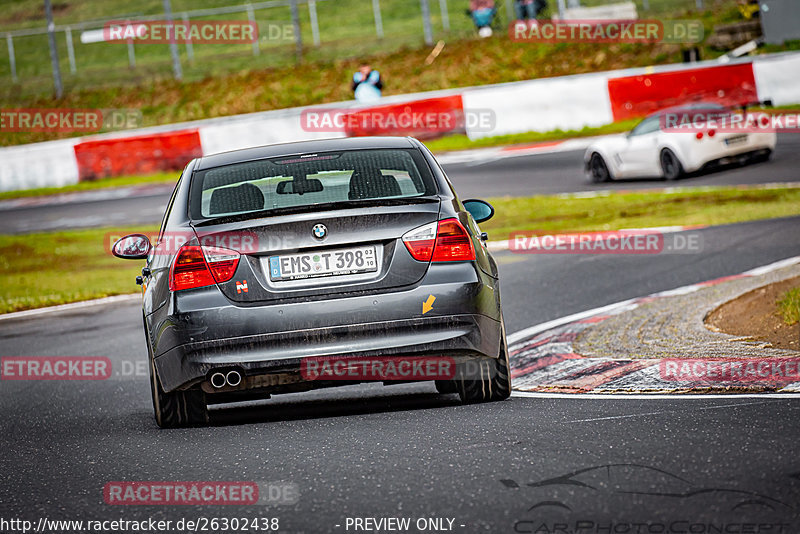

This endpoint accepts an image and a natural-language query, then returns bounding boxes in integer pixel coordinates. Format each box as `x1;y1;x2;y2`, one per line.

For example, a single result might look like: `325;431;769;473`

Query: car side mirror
463;199;494;223
112;234;151;259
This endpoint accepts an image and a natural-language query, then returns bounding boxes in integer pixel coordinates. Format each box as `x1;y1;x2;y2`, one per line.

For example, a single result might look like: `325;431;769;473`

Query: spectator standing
352;63;383;103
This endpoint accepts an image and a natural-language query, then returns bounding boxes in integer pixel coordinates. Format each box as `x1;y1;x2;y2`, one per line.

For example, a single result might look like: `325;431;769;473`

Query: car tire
589;153;612;183
660;149;684;180
149;357;208;428
143;323;209;428
751;149;772;164
457;322;511;404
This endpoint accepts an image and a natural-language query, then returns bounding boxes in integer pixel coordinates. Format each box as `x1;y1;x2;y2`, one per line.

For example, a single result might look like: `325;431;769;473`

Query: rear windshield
190;148;436;221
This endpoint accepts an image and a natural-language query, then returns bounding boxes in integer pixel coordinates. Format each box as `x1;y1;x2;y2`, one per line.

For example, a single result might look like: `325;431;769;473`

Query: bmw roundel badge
312;224;327;239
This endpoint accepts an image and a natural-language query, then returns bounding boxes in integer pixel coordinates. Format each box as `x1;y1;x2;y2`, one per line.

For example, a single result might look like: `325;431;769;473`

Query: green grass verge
0;225;157;314
777;287;800;326
482;185;800;241
0;172;178;201
2;185;800;314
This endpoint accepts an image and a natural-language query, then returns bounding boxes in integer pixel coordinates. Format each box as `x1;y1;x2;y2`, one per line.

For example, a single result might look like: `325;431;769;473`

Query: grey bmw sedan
112;136;509;427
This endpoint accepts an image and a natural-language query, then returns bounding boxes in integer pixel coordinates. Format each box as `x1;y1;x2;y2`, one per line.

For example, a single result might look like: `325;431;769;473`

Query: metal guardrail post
127;39;136;68
308;0;320;46
6;34;17;82
420;0;433;46
162;0;183;80
44;0;63;98
556;0;567;19
247;5;260;56
372;0;384;39
439;0;450;32
65;27;76;74
290;0;302;62
182;14;194;61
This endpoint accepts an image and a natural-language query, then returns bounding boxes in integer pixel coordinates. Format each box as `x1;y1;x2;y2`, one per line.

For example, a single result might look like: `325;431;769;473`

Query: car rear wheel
144;326;208;428
149;357;208;428
589;153;612;183
457;323;511;403
751;149;772;164
660;149;684;180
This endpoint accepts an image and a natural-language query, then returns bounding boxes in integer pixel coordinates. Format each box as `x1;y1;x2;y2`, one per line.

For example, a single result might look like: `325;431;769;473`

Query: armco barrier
343;95;465;138
607;63;758;122
462;71;614;140
198;107;347;156
752;53;800;107
0;138;80;192
2;52;799;192
73;129;202;181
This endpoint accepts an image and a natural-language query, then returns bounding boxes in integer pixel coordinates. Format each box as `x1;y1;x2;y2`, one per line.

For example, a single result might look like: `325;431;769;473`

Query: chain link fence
0;0;716;98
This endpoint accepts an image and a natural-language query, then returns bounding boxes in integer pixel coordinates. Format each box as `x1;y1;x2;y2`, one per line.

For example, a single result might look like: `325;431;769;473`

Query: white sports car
584;104;777;183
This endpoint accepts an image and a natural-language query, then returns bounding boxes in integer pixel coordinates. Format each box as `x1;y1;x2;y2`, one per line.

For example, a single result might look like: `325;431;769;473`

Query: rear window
190;148;436;220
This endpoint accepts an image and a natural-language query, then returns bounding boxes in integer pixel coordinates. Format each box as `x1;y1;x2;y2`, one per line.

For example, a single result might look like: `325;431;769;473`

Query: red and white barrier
1;52;799;193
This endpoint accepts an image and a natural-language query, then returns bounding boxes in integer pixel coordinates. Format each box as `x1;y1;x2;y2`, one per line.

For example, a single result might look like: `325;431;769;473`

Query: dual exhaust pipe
210;369;242;389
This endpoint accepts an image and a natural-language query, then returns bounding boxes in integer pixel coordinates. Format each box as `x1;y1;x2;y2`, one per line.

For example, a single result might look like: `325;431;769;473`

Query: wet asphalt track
1;133;799;234
2;215;799;531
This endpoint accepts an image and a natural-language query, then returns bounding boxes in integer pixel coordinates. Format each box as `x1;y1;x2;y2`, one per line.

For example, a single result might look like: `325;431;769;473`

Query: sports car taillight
169;245;240;291
402;218;476;262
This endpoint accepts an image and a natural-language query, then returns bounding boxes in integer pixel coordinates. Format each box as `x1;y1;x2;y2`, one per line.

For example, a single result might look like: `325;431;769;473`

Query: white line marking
507;255;800;346
0;294;140;321
507;298;638;345
511;391;800;399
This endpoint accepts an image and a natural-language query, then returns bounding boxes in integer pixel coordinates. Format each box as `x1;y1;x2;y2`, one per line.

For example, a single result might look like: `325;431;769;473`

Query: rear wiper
192;197;439;226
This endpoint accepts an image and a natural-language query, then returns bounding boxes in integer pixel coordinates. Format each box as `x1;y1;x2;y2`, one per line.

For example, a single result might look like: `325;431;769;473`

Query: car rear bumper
150;263;502;392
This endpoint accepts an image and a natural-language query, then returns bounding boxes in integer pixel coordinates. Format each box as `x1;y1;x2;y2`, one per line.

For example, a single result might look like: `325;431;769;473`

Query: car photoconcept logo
312;224;327;239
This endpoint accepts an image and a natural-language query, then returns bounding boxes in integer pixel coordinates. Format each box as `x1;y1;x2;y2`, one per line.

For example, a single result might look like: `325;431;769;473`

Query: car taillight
432;219;476;261
169;245;240;291
696;132;704;140
402;219;476;263
402;222;437;261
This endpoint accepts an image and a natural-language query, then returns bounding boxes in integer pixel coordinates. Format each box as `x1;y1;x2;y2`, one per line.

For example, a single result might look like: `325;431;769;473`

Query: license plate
724;134;748;146
268;246;378;281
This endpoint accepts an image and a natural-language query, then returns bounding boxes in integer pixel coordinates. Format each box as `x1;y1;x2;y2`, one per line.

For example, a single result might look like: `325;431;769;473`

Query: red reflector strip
403;239;435;262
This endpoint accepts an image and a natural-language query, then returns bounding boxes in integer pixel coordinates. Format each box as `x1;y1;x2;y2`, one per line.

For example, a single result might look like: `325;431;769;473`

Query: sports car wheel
589;153;611;183
660;149;684;181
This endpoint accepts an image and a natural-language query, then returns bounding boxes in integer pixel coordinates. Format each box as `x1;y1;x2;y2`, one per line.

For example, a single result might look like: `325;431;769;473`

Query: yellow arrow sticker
422;294;436;314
